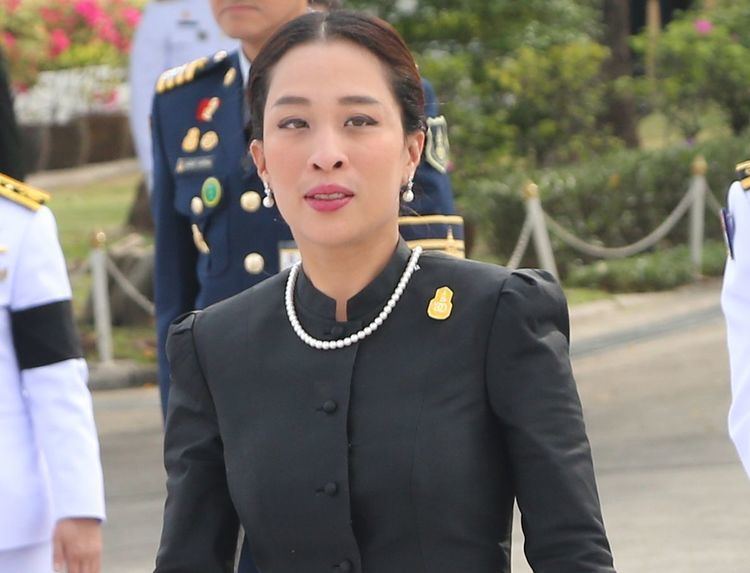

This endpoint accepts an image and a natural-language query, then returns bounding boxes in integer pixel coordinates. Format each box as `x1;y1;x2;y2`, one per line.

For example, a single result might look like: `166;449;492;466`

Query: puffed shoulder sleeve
486;270;615;572
155;312;239;573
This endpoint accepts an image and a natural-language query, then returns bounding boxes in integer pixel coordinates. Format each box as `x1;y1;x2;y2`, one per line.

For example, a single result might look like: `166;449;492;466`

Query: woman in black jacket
155;11;616;573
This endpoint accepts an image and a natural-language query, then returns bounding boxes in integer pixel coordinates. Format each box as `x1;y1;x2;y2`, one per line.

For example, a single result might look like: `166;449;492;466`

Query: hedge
459;133;749;276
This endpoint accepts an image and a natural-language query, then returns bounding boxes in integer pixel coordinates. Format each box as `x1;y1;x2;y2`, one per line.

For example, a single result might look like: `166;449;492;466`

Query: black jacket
156;240;616;573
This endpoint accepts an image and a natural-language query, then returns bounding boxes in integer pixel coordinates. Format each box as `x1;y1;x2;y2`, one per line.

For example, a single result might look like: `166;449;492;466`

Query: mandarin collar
295;238;413;322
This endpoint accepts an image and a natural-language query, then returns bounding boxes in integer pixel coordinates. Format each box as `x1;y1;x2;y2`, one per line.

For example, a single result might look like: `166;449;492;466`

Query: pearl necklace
285;247;423;350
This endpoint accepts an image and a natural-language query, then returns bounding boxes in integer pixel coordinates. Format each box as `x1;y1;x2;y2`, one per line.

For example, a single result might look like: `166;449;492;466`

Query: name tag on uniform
175;156;214;175
721;208;735;260
279;241;301;270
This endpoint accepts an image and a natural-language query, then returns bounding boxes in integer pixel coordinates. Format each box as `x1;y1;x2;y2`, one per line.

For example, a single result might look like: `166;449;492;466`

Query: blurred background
2;1;749;571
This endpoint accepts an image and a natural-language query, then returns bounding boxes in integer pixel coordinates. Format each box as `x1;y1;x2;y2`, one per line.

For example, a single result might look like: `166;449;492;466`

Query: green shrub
633;2;750;137
460;134;750;274
565;240;727;292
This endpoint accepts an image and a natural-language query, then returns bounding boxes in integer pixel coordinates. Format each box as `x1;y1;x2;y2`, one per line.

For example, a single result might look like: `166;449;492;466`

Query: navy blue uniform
151;50;462;416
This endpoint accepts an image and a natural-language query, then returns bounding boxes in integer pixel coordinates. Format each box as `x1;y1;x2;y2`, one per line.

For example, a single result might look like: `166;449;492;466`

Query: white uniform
0;178;105;569
128;0;234;182
722;177;750;477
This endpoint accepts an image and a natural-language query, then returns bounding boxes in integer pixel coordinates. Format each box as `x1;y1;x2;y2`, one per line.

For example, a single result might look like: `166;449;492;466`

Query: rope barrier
104;255;155;316
705;186;724;215
543;183;696;259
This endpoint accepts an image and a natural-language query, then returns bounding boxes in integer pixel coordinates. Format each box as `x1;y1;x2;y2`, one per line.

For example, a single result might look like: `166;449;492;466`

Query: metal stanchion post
689;156;707;279
523;182;559;279
90;230;113;364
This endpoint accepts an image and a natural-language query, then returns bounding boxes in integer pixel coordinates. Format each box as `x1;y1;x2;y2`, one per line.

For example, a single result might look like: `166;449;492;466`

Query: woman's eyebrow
339;95;380;105
272;95;310;107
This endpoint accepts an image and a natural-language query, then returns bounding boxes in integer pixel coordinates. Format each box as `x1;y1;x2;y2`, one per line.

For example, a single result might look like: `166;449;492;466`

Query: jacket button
338;560;353;572
190;196;204;215
244;253;265;274
324;482;338;496
322;400;337;414
240;191;261;212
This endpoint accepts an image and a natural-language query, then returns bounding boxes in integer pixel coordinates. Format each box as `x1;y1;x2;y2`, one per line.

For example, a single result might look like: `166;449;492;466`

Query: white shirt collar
238;45;252;87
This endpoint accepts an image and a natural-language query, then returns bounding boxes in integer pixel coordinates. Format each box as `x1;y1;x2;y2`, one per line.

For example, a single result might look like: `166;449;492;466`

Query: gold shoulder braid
0;173;50;211
156;52;227;94
735;160;750;191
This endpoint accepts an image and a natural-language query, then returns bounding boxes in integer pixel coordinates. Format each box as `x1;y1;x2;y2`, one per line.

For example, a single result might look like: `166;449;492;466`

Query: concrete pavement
91;277;749;572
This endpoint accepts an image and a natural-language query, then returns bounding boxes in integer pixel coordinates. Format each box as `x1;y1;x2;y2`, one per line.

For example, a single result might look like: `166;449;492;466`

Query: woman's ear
249;139;267;179
405;130;425;175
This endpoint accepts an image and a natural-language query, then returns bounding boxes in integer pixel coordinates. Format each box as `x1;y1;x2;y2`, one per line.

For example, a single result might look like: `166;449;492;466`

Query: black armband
11;300;83;370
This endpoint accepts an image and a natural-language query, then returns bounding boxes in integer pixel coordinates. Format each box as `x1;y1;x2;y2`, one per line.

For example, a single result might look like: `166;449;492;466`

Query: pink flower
2;0;22;13
694;19;713;35
49;29;72;57
2;31;17;51
121;6;141;28
74;0;105;26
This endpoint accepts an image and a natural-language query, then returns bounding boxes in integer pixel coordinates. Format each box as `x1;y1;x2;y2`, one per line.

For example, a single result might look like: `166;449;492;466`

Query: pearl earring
402;177;415;203
262;180;275;208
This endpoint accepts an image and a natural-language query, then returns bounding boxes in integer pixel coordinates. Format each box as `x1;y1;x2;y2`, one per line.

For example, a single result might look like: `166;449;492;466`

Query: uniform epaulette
155;50;230;95
735;160;750;190
0;173;50;212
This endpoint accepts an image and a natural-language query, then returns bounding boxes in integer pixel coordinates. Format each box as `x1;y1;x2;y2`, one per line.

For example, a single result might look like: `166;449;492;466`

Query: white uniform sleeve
11;207;106;522
128;3;167;180
722;182;750;477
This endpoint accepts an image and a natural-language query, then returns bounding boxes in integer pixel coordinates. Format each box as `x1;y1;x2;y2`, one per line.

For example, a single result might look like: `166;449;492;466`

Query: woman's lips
304;185;354;213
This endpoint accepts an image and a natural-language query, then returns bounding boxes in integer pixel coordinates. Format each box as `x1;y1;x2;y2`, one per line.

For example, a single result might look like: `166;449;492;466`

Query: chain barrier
543;183;696;259
104;255;155;316
506;214;532;269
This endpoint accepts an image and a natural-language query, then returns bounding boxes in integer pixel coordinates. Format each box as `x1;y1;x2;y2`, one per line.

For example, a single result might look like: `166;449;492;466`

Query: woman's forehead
266;39;392;96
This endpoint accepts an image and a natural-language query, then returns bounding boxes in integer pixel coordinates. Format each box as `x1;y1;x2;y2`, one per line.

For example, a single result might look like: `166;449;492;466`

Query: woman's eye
278;118;308;129
344;115;377;127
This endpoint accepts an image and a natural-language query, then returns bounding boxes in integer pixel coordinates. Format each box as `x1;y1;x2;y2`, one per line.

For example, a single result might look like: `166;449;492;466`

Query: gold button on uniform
190;196;204;215
244;253;265;274
240;191;261;213
223;68;237;86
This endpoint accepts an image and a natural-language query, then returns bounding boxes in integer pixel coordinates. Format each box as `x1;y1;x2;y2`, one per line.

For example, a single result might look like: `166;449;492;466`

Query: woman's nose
308;129;348;171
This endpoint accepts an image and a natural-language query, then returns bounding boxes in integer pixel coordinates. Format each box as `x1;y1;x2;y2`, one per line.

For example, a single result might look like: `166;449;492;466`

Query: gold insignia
214;50;228;63
0;245;7;253
240;191;261;213
0;173;50;211
182;127;200;153
199;97;221;122
201;177;222;208
223;67;237;87
191;224;210;254
424;115;450;174
427;286;454;320
399;215;466;259
200;130;219;151
190;196;204;215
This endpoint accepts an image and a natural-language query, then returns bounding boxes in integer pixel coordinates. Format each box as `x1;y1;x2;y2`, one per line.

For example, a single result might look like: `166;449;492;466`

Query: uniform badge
201;177;222;208
721;208;736;260
200;130;219;151
175;156;214;175
182;127;200;153
224;68;237;87
424;115;450;174
427;286;454;320
196;97;221;122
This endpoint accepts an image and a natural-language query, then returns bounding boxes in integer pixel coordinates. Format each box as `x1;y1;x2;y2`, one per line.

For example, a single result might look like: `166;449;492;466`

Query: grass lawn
50;173;142;263
50;173;157;364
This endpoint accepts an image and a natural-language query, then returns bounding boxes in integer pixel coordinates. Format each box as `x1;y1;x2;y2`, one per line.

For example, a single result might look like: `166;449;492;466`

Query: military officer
722;162;750;477
0;173;106;572
151;0;464;420
129;0;234;183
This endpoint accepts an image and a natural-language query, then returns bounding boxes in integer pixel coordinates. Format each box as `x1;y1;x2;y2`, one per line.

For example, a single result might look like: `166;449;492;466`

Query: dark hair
247;10;426;141
309;0;343;9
